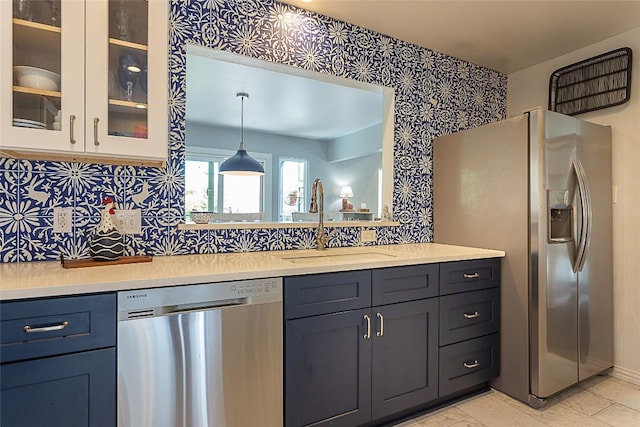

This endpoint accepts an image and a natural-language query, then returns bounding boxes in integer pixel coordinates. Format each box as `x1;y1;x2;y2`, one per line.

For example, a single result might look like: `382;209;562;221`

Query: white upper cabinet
0;0;168;166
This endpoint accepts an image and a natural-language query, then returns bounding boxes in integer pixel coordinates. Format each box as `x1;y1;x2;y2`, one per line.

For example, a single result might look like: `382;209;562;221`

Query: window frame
278;157;309;221
186;146;272;217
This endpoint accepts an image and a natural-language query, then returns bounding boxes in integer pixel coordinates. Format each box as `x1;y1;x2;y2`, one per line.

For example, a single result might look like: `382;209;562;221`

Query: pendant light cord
238;93;246;150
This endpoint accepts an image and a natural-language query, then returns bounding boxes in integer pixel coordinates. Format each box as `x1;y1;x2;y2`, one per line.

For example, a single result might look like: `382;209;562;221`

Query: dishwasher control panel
118;277;282;320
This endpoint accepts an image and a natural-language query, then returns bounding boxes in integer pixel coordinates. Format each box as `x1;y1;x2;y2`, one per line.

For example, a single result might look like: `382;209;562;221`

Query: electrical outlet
53;207;73;233
114;209;142;234
361;229;376;243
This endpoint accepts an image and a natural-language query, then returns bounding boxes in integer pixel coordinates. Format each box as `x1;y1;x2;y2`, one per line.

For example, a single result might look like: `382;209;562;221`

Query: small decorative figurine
90;196;124;261
382;204;392;221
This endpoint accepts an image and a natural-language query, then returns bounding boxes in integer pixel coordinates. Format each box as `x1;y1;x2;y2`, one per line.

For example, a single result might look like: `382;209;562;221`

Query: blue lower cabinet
1;347;116;427
285;299;439;427
286;308;372;427
371;299;439;420
284;261;502;426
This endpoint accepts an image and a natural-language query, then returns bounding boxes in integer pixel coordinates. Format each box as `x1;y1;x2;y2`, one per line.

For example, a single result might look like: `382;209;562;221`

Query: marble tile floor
394;375;640;427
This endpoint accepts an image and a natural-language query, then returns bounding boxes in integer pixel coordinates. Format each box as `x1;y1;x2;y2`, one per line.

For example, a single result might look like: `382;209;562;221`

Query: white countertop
0;244;504;300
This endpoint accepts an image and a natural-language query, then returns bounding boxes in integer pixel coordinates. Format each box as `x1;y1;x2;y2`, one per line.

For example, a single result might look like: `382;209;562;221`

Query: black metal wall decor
549;47;632;116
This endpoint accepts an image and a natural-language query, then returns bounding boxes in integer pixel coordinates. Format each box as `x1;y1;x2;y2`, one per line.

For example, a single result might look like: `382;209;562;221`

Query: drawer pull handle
376;312;384;337
463;272;480;279
23;321;69;334
364;315;371;339
464;311;480;319
464;360;480;369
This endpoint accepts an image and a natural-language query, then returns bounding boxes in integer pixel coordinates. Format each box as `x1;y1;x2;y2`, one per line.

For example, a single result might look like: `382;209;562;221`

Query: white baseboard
612;365;640;386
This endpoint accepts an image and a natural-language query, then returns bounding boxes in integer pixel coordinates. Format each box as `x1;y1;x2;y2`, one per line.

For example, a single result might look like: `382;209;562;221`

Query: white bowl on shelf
190;212;214;224
13;66;61;91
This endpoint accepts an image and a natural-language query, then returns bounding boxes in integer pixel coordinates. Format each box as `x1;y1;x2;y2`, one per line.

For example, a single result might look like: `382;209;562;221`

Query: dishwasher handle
121;298;247;320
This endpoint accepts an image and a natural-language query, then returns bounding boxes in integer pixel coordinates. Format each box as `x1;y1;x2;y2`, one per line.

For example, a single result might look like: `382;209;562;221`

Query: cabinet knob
463;272;480;279
464;311;480;319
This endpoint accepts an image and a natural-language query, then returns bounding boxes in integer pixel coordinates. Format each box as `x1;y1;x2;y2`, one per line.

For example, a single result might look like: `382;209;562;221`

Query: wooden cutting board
61;255;152;269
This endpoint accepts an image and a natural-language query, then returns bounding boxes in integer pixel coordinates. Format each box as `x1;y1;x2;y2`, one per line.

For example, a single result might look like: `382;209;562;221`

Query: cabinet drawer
284;271;371;319
439;258;500;295
372;264;438;306
440;288;500;346
439;334;500;397
1;293;116;363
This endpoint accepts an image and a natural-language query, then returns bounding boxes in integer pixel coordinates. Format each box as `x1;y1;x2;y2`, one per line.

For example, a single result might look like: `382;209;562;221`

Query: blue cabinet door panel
286;309;372;427
440;288;500;346
284;271;372;319
1;293;116;363
372;264;439;306
1;348;116;427
439;258;500;295
439;333;500;397
371;299;439;419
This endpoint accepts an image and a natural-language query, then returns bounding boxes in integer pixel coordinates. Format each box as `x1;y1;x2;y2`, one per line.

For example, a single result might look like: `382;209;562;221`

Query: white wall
508;27;640;384
186;122;380;220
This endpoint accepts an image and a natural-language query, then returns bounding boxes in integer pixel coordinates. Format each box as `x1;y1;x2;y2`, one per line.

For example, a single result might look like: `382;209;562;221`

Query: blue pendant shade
219;92;265;176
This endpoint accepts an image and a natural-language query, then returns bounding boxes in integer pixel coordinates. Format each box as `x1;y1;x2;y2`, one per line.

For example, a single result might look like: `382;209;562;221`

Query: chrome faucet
309;178;328;250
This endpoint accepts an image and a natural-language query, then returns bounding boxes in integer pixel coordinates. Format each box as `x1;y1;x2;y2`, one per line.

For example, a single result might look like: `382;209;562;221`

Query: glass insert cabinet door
1;0;167;162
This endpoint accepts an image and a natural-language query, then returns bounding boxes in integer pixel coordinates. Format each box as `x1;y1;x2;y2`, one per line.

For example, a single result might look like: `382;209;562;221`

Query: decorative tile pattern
0;0;506;262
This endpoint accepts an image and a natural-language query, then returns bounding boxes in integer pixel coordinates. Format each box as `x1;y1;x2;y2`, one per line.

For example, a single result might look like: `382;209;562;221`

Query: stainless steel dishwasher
117;277;282;427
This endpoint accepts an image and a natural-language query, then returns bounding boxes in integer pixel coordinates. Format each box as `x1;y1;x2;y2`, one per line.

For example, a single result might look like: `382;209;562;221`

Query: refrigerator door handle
572;159;592;273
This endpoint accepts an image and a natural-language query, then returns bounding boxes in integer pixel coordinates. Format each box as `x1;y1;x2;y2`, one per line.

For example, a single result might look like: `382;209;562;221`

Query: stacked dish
13;66;61;91
13;118;46;129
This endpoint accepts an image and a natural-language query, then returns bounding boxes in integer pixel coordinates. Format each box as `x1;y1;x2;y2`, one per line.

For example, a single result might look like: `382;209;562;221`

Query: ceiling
187;48;385;140
281;0;640;74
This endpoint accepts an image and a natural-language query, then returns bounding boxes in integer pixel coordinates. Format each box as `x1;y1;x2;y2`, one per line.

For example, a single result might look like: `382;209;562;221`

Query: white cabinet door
0;0;85;155
85;0;168;162
1;0;167;165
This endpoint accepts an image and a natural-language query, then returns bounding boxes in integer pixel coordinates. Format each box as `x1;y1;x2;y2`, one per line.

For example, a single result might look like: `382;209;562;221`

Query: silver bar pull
23;321;69;333
93;117;100;146
69;115;76;144
463;272;480;279
376;312;384;337
464;360;480;369
464;311;480;319
363;314;371;339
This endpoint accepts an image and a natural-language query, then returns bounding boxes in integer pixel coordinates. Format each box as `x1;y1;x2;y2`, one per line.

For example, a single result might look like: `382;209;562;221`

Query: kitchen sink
279;251;397;263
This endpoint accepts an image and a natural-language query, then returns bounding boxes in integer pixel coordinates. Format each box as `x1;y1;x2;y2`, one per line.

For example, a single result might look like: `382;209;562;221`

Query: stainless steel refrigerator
433;108;613;407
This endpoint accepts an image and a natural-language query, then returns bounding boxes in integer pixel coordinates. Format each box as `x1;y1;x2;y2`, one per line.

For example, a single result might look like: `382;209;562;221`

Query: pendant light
219;92;265;176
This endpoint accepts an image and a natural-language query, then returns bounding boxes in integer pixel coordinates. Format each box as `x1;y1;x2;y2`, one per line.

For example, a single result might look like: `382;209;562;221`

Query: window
185;147;271;220
279;158;307;221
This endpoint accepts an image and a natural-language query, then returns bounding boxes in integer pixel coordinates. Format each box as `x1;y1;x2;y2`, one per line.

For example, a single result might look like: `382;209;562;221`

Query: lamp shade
219;148;265;176
218;92;265;176
340;186;354;198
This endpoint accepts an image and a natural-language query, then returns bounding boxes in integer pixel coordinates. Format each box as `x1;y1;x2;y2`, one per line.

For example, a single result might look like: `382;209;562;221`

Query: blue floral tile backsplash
0;0;506;263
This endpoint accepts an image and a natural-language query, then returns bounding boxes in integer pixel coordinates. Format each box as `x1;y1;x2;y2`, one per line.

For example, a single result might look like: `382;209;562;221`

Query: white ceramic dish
13;66;61;91
190;212;214;224
13;118;46;127
13;119;46;129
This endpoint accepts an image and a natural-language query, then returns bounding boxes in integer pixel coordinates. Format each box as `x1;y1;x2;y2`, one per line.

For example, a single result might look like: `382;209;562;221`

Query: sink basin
279;251;397;264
